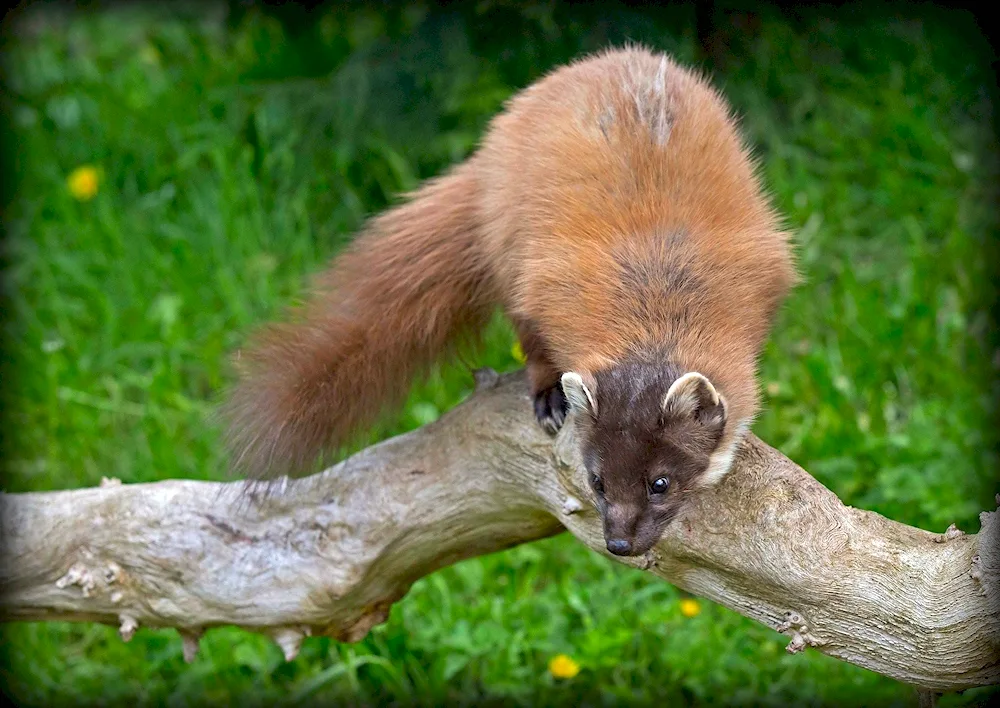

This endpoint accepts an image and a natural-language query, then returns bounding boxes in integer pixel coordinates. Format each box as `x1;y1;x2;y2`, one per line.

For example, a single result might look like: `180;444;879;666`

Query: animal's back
477;48;794;418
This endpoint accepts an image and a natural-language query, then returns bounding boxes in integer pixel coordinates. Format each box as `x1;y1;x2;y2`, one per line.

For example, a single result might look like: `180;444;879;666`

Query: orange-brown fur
224;161;496;478
223;47;795;480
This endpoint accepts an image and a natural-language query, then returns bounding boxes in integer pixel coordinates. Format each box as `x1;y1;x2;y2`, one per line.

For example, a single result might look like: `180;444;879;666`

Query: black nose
606;538;633;556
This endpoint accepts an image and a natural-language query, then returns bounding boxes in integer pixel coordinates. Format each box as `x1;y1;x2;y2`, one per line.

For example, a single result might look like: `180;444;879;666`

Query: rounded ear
561;372;597;417
662;372;727;427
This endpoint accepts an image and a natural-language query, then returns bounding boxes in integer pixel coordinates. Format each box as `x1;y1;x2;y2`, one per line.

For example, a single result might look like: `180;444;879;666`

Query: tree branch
1;372;997;690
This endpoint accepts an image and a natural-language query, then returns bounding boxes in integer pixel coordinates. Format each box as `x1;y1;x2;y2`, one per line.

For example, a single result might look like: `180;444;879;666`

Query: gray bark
1;372;997;691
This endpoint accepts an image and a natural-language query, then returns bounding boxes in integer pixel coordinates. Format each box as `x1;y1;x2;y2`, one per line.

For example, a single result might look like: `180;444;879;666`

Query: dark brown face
562;359;727;557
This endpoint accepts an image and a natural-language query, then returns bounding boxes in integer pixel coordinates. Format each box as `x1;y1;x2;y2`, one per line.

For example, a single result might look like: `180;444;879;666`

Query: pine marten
223;47;796;558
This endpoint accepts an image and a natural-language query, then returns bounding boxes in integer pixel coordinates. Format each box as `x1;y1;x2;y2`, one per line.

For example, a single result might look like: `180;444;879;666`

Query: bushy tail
222;162;495;479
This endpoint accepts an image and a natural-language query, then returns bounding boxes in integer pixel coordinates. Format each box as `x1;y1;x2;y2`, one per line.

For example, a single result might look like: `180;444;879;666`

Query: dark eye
650;477;669;494
591;474;604;495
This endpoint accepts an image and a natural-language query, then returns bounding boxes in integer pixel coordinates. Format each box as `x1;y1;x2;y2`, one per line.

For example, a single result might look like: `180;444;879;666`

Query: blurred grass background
1;1;998;706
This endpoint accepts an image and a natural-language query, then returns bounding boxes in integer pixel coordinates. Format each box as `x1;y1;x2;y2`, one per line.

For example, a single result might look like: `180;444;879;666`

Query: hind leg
515;319;568;435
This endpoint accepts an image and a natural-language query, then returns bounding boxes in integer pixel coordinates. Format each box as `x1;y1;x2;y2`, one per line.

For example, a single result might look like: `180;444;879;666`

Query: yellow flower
67;165;99;201
679;598;701;618
548;654;580;679
139;43;161;66
511;341;526;364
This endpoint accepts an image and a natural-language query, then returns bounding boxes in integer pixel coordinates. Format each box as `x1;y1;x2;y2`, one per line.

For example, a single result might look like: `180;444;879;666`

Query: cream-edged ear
561;372;597;416
662;372;726;426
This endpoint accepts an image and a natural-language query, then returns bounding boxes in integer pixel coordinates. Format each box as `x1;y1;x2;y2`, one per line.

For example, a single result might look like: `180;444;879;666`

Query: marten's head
561;359;734;557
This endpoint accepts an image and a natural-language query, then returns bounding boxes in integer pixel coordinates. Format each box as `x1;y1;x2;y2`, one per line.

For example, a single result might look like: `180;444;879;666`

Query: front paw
533;383;568;435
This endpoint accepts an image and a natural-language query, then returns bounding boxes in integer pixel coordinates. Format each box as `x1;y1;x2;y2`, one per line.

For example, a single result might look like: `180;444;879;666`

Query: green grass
1;2;997;706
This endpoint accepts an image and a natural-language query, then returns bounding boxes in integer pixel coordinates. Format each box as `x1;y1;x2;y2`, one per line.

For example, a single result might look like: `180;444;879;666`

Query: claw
533;383;568;434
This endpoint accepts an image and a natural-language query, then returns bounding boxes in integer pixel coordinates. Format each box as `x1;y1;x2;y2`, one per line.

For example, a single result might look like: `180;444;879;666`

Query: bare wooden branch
1;372;997;690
